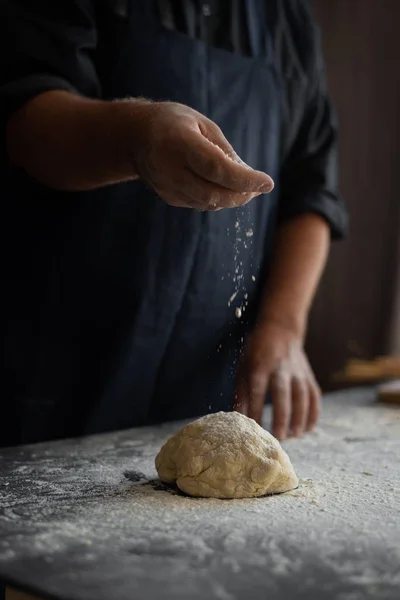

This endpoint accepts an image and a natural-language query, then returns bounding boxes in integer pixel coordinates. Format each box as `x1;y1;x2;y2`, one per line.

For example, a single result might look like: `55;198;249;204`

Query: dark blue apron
3;0;281;444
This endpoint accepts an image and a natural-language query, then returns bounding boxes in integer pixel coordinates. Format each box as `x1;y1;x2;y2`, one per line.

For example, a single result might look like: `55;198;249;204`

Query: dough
155;411;298;499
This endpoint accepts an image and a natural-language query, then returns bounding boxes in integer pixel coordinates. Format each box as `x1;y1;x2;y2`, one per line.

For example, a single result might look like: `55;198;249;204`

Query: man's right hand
7;92;273;206
129;101;274;210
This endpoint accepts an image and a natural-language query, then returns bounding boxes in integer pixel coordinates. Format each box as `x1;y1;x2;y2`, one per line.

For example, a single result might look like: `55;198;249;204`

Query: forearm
257;214;330;340
6;91;149;190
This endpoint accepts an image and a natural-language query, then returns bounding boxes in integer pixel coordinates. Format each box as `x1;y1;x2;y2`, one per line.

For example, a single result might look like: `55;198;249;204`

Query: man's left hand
234;319;321;440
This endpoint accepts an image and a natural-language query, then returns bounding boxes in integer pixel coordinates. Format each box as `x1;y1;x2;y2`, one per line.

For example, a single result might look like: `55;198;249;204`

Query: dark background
307;0;400;388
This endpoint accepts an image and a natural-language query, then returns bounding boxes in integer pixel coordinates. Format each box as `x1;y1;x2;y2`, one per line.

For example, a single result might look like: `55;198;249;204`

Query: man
0;0;347;447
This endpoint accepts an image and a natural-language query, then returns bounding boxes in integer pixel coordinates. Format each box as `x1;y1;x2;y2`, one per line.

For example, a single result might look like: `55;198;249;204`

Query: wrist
257;302;308;342
111;97;154;177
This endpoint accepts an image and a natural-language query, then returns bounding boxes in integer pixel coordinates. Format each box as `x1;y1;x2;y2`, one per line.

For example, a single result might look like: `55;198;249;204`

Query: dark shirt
0;0;347;236
0;0;348;448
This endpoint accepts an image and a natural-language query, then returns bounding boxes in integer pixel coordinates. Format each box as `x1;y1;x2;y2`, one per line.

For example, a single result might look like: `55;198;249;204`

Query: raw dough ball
155;411;298;499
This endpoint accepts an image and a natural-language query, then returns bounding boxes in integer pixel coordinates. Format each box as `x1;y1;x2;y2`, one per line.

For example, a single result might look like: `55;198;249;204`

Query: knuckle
249;370;267;393
292;376;308;395
275;358;288;374
225;148;239;161
272;371;289;391
209;121;223;137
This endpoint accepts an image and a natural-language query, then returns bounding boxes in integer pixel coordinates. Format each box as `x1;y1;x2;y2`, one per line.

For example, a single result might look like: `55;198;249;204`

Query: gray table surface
0;388;399;600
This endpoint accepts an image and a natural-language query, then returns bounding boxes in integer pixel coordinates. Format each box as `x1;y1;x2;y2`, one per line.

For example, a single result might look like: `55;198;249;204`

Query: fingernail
259;179;274;194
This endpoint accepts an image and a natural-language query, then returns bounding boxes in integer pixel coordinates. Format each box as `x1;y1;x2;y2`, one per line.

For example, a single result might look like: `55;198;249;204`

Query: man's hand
130;101;274;210
234;319;321;440
233;214;330;438
7;93;274;202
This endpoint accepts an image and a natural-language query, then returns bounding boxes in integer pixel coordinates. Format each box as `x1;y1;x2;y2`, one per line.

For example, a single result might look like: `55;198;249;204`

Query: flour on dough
155;411;298;499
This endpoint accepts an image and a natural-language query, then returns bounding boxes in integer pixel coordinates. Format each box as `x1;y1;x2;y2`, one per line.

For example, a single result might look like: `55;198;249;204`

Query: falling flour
228;291;238;306
228;217;255;321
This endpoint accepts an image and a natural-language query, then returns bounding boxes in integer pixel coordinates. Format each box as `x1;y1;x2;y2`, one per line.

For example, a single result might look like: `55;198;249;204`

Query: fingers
184;125;274;195
272;373;320;439
159;185;206;210
290;377;308;437
169;167;258;209
306;379;321;432
247;370;269;425
270;371;291;440
200;119;241;159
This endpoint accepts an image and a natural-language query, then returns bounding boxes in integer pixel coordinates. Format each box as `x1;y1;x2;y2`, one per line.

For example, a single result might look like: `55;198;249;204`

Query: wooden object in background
377;380;400;404
334;356;400;383
6;588;43;600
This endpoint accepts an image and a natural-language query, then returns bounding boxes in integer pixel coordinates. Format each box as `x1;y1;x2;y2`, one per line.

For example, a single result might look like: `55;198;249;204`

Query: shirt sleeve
277;2;348;240
0;0;100;123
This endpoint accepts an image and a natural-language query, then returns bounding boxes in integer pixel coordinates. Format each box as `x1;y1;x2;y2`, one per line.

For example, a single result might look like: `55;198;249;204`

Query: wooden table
1;388;399;600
